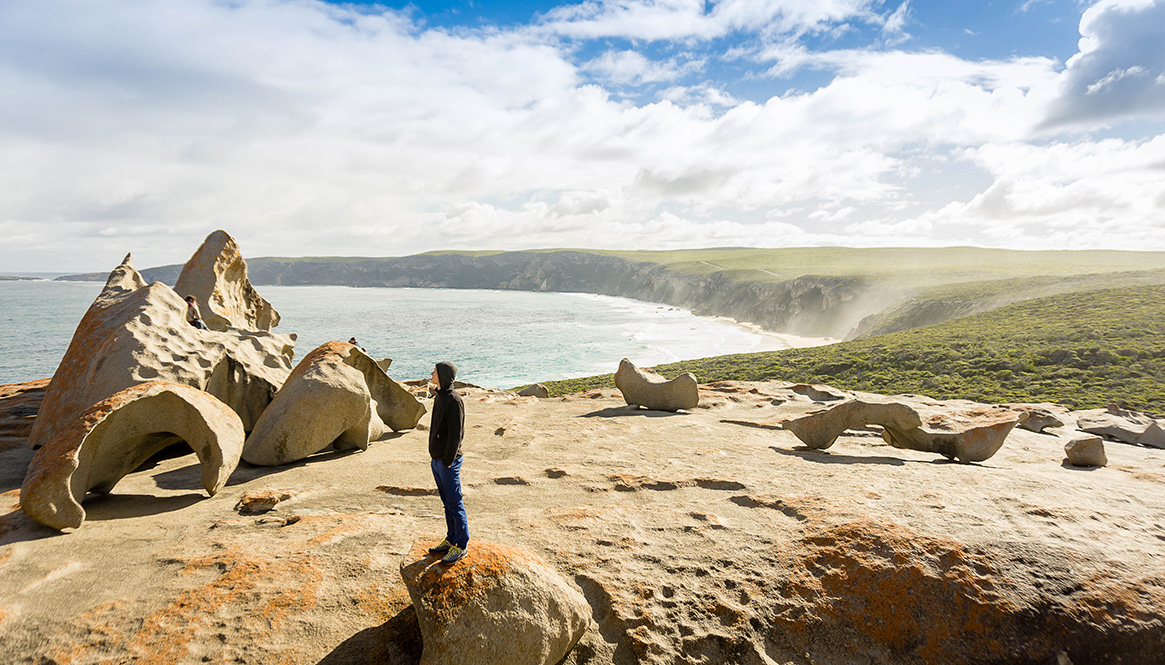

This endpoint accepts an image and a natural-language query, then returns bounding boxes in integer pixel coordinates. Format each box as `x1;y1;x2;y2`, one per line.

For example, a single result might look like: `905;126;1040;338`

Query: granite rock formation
27;255;295;449
783;394;1026;463
173;230;280;332
0;379;47;452
614;358;699;412
20;381;244;531
1008;403;1069;432
400;540;589;665
1075;405;1165;449
242;341;424;466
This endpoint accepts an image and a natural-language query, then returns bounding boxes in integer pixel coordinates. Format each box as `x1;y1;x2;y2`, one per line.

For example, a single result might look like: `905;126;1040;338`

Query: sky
2;0;1165;271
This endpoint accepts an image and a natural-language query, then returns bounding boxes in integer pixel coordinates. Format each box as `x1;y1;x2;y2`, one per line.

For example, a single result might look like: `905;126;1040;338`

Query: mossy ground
540;284;1165;413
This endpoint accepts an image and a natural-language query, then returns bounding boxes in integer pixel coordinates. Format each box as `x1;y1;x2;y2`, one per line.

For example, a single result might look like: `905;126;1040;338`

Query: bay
0;281;827;388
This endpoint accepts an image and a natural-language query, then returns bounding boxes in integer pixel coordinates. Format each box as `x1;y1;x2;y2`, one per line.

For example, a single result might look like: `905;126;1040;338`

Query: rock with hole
20;381;244;531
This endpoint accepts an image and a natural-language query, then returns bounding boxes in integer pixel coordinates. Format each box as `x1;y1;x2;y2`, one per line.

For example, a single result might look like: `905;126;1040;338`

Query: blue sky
1;0;1164;271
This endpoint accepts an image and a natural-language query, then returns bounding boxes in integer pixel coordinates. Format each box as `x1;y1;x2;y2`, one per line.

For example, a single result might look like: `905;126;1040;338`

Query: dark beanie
435;361;458;390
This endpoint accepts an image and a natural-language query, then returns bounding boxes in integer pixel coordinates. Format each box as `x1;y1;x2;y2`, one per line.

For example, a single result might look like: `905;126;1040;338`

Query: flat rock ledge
399;540;590;665
782;395;1026;463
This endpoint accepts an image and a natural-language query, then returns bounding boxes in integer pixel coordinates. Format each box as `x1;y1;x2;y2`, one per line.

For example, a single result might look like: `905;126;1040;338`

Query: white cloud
0;0;1164;271
534;0;887;41
1043;0;1165;127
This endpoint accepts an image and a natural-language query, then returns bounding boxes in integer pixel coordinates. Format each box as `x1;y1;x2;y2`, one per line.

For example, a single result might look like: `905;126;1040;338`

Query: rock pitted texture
518;383;550;398
400;540;589;665
1076;405;1165;449
1065;435;1107;467
20;381;243;531
614;358;698;412
784;394;1026;462
27;255;295;449
173;230;280;332
242;341;424;466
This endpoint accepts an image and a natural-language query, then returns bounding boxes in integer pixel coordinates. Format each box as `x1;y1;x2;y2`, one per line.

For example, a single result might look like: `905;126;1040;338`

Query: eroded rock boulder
781;397;922;449
614;358;698;412
20;381;244;531
27;255;295;449
519;383;550;398
783;393;1026;463
1065;435;1107;467
1075;405;1165;449
400;540;589;665
242;341;424;466
1007;403;1070;433
173;230;280;332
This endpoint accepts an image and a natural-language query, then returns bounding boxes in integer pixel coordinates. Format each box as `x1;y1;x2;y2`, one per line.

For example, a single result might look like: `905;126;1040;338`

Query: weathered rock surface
400;540;589;665
2;379;1163;665
1076;405;1165;448
518;383;550;398
0;379;47;452
1065;435;1107;467
376;358;393;372
614;358;698;412
20;381;243;531
173;230;280;332
784;394;1026;462
243;341;424;466
27;255;296;449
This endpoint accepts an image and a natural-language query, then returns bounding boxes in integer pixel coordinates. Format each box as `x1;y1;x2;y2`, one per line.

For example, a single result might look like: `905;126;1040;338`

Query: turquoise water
0;281;795;388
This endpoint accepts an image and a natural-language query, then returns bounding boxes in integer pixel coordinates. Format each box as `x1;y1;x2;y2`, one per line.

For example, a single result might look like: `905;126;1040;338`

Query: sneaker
428;539;452;555
440;544;466;565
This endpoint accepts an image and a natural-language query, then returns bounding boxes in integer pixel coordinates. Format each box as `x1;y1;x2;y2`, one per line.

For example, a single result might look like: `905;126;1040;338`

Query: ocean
0;281;829;388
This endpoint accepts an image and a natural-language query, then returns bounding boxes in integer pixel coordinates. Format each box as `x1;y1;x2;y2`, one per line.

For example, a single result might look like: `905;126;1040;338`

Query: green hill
541;283;1165;413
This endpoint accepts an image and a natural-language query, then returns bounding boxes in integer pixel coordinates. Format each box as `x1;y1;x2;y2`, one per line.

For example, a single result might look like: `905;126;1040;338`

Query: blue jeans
431;457;468;548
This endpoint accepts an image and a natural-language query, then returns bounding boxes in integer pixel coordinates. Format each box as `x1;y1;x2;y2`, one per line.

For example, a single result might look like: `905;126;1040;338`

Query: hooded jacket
428;361;465;467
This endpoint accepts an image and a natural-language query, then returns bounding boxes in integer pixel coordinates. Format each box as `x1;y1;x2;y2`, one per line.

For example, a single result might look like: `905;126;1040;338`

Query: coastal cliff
62;251;872;338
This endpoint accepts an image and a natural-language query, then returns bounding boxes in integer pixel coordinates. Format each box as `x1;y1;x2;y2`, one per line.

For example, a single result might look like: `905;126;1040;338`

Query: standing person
428;361;468;564
184;296;206;330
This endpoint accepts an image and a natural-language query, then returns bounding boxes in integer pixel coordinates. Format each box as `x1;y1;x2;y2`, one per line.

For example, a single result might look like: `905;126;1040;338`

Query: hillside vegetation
542;283;1165;413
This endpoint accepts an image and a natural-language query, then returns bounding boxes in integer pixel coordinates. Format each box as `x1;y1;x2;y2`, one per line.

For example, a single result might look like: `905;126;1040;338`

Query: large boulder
614;358;698;412
400;540;589;665
20;381;244;531
1075;405;1165;449
242;341;424;466
783;393;1026;463
173;230;280;332
1006;402;1070;433
27;255;296;449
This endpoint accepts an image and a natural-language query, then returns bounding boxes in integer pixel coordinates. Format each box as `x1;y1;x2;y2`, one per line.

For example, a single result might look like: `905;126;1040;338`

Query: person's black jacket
428;363;465;467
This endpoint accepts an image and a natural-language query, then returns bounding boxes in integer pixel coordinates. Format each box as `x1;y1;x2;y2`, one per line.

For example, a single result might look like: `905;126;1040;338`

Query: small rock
1065;435;1107;467
545;468;568;479
495;476;531;486
235;489;297;514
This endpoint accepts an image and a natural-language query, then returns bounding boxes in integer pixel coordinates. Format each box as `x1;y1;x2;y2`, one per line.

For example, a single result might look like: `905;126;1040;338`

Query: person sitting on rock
428;360;468;564
184;296;206;330
348;337;366;353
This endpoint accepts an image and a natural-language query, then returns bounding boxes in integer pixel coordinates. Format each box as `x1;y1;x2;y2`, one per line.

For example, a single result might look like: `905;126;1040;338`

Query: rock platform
1;380;1163;664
